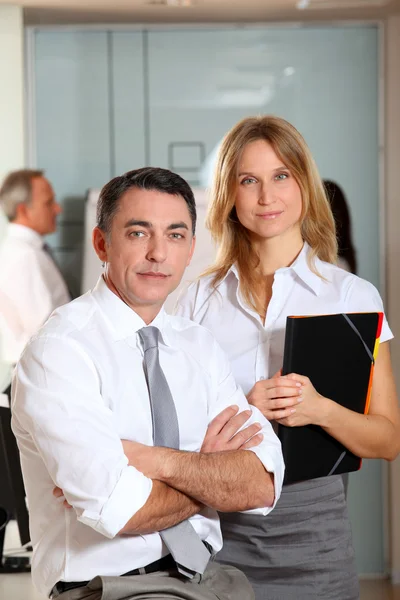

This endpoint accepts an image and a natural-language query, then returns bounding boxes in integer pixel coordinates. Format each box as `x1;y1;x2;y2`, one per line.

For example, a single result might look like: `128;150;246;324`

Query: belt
52;543;212;597
52;553;176;596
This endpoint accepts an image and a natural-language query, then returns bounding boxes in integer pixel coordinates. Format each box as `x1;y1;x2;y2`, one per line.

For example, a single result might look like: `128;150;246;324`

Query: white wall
0;5;25;185
0;5;25;387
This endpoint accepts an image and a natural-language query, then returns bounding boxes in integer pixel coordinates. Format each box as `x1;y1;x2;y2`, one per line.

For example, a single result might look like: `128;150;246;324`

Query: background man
0;169;70;372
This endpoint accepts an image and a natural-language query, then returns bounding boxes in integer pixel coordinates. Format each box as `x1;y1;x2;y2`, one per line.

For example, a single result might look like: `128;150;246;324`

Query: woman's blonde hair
203;115;337;315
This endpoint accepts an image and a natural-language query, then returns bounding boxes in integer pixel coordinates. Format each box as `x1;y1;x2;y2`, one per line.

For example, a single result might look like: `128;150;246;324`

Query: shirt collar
222;242;322;296
91;276;174;345
8;223;43;249
283;242;322;296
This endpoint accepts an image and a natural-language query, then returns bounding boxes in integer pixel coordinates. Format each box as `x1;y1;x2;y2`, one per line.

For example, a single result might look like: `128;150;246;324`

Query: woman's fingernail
297;397;303;403
296;382;302;387
291;408;296;414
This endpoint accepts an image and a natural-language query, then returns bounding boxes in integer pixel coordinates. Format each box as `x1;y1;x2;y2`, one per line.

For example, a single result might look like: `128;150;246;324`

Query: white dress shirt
11;276;283;597
175;243;393;397
0;223;70;364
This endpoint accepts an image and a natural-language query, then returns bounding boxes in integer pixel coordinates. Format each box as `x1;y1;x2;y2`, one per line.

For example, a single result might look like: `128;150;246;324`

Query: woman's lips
256;211;283;220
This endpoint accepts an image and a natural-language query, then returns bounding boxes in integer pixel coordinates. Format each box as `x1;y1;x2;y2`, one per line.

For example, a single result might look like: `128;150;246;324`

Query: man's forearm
124;443;274;512
161;449;274;512
119;480;203;536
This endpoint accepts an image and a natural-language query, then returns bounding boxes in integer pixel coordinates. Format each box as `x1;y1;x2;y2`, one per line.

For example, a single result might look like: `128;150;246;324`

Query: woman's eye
241;177;257;185
275;173;289;181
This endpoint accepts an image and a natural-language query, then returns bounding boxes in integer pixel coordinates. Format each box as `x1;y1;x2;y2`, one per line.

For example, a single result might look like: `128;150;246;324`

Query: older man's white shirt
0;223;70;364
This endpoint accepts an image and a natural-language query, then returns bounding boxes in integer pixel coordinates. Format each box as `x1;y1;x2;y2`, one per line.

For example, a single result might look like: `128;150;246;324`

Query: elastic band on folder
328;451;346;476
341;314;375;365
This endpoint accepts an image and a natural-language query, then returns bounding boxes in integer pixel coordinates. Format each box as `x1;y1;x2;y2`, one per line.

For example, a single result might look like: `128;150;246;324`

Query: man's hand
201;405;263;453
53;486;72;508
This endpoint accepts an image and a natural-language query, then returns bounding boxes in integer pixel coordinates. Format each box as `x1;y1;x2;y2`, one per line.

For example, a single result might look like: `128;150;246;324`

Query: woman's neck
253;231;304;277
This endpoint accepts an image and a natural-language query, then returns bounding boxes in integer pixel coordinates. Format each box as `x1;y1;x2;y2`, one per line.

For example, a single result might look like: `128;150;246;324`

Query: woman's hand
247;371;330;426
276;373;331;427
247;370;303;421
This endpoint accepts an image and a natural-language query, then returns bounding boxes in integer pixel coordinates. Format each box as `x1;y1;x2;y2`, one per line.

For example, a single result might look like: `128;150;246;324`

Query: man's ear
92;227;108;263
15;202;29;221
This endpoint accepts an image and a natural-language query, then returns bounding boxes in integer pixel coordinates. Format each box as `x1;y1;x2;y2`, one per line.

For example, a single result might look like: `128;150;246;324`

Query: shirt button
259;376;265;380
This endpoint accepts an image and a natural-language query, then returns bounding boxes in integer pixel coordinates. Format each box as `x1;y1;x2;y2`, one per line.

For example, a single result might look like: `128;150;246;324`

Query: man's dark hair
96;167;197;236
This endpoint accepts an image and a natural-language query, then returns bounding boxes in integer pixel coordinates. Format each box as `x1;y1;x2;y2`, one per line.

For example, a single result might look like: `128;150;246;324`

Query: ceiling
1;0;399;25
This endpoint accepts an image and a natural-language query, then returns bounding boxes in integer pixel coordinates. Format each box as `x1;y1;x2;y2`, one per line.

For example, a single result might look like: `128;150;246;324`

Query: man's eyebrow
124;219;152;228
123;220;189;231
167;222;189;231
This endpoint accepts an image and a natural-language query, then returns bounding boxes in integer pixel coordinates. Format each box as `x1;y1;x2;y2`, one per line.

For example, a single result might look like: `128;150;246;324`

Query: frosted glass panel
34;31;111;293
111;32;146;174
34;31;146;294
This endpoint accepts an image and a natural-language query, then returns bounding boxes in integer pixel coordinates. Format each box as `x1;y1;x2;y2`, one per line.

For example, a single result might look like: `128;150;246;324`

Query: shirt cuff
241;445;285;516
78;465;153;538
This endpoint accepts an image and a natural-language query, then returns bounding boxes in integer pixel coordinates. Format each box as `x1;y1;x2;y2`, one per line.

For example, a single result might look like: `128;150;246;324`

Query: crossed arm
55;405;273;535
120;431;273;534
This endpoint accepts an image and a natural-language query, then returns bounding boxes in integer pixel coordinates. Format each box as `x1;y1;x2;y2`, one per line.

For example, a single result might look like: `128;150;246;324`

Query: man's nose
146;236;167;262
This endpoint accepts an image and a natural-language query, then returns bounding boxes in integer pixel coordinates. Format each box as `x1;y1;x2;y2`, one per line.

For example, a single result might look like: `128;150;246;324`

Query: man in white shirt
0;169;71;369
11;167;284;600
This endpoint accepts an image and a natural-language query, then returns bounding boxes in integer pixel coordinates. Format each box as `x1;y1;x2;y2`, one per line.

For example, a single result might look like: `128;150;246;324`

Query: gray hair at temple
0;169;44;221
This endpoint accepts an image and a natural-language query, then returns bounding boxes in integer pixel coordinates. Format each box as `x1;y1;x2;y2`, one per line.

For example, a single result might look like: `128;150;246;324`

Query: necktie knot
138;326;160;352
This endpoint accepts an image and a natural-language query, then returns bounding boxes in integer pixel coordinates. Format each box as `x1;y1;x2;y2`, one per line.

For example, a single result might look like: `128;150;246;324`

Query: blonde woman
175;116;400;600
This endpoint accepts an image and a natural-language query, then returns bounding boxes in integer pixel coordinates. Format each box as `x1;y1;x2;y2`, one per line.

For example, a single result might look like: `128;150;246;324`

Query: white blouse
175;243;393;397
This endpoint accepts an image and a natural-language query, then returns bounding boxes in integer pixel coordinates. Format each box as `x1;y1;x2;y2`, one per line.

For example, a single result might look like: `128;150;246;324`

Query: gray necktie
138;326;211;578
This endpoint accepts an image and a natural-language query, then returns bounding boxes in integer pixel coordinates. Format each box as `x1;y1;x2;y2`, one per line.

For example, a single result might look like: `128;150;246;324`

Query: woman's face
235;139;303;242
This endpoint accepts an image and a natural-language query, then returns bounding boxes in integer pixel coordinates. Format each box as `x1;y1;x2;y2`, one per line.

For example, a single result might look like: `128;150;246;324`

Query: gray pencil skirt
216;475;359;600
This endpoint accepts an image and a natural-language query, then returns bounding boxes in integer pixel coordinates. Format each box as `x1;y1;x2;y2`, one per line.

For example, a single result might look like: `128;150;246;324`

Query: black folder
279;312;383;485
